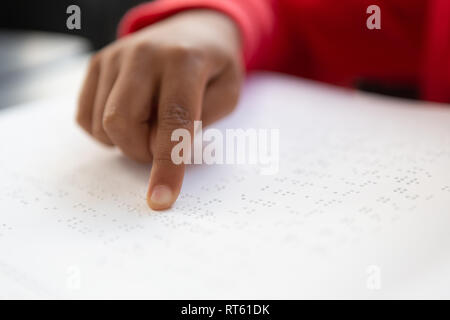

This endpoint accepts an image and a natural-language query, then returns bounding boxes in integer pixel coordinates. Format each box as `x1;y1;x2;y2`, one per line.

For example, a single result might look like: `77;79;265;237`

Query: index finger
147;53;209;210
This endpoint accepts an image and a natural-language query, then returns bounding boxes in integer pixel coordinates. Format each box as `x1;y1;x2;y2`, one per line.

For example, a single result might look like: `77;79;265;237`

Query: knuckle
91;128;111;145
89;52;102;69
102;48;121;66
166;44;206;66
92;124;105;138
125;42;155;72
160;103;193;130
154;154;176;164
126;44;150;64
153;156;173;165
102;109;127;132
131;41;153;56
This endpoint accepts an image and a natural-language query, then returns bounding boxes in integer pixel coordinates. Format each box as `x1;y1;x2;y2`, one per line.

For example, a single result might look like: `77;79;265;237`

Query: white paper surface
1;74;449;299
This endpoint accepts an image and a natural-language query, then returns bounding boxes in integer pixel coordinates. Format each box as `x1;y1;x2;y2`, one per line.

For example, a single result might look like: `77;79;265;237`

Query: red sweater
118;0;450;103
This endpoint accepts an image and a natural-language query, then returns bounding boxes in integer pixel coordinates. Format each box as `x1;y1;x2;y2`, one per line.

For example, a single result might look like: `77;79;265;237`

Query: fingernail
148;185;173;209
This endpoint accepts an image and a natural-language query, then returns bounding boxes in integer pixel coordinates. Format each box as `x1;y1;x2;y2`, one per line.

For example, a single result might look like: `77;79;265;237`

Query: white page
0;74;449;299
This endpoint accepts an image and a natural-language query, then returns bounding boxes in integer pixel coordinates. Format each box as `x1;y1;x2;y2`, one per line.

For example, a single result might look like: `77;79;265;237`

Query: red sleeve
118;0;289;72
422;0;450;103
119;0;450;103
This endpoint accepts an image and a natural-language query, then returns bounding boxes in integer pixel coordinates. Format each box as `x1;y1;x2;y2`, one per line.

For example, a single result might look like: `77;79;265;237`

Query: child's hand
76;10;243;210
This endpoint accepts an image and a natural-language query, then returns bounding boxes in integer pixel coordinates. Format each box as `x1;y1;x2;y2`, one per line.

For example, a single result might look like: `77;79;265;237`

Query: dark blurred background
0;0;151;108
0;0;417;109
0;0;148;49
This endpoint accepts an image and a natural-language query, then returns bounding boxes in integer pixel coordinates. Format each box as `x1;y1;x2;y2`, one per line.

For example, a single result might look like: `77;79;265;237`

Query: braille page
0;74;450;299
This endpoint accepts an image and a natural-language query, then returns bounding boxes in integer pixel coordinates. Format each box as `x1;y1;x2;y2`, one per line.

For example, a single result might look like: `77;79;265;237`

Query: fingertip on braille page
147;185;173;210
